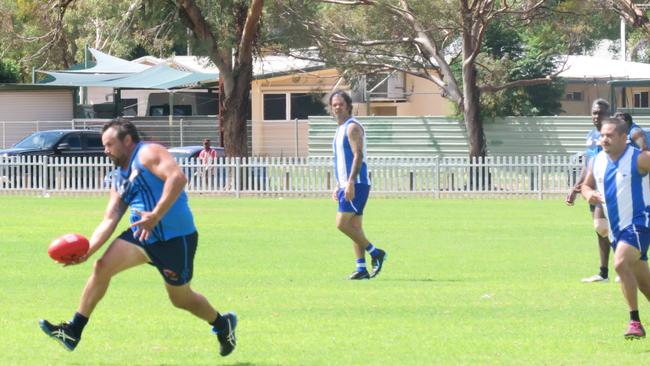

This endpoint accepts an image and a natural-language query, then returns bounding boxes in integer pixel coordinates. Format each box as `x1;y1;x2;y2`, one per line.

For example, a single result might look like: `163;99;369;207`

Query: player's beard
107;152;125;167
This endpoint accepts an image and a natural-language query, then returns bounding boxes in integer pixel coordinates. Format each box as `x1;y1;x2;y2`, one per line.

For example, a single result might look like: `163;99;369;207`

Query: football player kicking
39;119;237;356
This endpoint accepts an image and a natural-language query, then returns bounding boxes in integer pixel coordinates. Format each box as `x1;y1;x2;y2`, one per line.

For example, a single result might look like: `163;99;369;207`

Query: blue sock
69;312;88;337
365;243;378;257
356;258;367;272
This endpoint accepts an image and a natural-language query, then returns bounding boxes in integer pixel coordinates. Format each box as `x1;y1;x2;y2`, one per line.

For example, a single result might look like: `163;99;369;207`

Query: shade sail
39;71;131;85
66;48;151;74
40;64;218;89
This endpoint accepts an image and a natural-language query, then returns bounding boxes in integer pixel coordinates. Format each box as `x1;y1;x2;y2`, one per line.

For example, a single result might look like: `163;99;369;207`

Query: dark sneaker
348;270;370;280
625;320;646;340
370;249;387;278
39;320;79;351
213;312;237;356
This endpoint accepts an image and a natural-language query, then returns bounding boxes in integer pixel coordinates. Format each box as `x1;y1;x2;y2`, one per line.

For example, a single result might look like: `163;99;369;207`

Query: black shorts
118;229;198;286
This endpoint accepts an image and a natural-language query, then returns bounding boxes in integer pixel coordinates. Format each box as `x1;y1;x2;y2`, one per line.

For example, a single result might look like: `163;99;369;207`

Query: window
263;94;287;120
173;105;192;116
149;105;169;116
290;93;327;119
565;92;583;101
634;92;649;108
122;98;138;116
148;104;192;116
86;134;103;148
61;134;81;149
366;72;406;99
264;93;328;120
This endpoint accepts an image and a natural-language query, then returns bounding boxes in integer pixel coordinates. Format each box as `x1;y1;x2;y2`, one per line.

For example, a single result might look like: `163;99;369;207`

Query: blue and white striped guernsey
592;145;650;241
332;117;370;189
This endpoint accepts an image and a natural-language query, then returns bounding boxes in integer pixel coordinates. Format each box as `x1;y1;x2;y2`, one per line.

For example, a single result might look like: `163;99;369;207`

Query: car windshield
14;131;66;149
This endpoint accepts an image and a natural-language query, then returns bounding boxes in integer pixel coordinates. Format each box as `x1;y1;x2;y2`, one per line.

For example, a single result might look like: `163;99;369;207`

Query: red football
48;233;89;264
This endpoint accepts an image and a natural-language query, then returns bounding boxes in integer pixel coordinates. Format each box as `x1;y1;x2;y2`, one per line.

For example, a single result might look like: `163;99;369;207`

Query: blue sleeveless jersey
628;123;650;150
592;145;650;241
113;143;196;244
333;117;370;188
585;128;601;164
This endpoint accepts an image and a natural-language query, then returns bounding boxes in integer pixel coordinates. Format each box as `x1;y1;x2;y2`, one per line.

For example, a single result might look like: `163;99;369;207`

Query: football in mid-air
48;233;89;264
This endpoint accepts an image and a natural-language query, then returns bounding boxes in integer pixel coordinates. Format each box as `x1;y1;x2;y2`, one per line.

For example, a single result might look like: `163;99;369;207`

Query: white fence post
537;155;543;200
435;156;440;199
42;156;48;196
235;157;241;198
180;118;184;147
1;155;585;197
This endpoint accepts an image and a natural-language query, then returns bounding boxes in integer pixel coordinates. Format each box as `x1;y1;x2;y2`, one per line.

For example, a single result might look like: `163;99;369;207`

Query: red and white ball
48;233;89;264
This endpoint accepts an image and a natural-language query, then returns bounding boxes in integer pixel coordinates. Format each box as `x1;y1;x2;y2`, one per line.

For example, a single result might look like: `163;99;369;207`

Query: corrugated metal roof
558;55;650;80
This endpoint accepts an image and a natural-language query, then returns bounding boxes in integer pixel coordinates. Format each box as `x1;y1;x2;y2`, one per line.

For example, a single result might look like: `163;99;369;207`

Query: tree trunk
221;61;253;157
222;93;248;157
462;63;486;159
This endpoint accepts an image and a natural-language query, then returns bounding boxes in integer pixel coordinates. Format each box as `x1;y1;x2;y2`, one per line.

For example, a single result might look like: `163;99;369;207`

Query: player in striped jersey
582;117;650;339
330;91;387;280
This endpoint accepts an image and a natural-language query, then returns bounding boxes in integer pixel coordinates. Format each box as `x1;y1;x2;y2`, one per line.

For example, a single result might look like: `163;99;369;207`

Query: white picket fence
0;155;582;198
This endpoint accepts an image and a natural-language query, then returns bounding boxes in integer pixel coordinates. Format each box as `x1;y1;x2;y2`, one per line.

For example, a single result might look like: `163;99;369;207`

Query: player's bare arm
67;189;127;266
566;159;587;206
580;166;604;205
130;144;187;241
636;150;650;175
344;123;363;202
632;129;649;151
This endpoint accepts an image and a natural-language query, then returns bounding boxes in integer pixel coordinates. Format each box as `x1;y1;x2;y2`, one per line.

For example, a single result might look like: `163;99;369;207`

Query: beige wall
251;69;340;156
250;68;455;155
256;121;309;157
561;81;611;115
0;90;73;121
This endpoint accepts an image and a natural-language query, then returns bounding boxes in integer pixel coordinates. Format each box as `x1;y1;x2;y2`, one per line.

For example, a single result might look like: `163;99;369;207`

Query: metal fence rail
0;117;223;149
0;155;582;198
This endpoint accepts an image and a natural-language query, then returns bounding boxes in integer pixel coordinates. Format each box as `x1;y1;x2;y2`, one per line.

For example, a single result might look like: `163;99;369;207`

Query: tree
3;0;264;157
0;59;20;83
278;1;575;158
174;0;264;157
0;0;145;75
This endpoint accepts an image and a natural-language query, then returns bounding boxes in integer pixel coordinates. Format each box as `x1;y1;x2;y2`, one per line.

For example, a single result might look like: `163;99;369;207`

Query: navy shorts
337;183;370;215
118;229;198;286
612;225;650;261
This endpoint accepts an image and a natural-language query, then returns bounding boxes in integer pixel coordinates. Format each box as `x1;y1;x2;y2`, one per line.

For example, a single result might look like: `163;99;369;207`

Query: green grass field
1;196;649;365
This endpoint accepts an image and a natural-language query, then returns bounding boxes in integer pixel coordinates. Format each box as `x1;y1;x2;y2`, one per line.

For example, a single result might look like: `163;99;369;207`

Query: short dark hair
329;90;353;114
102;118;141;143
613;111;633;126
592;98;610;113
602;117;628;135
